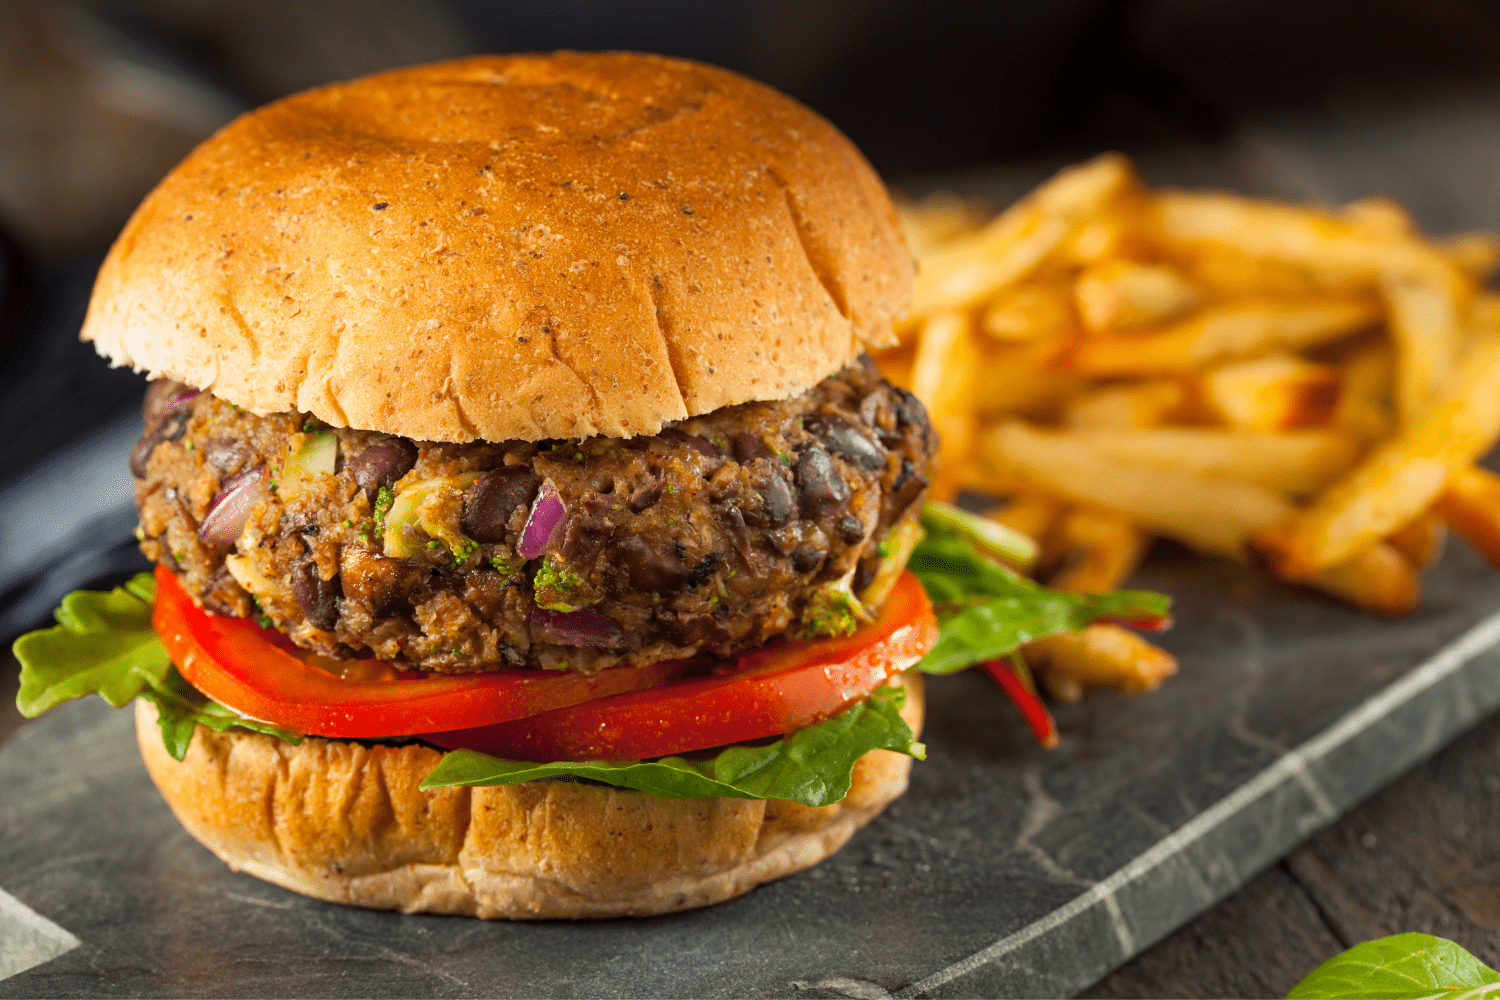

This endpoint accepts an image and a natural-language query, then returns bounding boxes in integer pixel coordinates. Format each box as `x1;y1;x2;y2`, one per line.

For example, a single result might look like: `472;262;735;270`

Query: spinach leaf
421;684;922;807
908;511;1170;675
1287;933;1500;999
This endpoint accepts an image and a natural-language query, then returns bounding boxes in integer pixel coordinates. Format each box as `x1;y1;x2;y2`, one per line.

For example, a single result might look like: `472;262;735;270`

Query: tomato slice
151;565;689;737
422;572;939;761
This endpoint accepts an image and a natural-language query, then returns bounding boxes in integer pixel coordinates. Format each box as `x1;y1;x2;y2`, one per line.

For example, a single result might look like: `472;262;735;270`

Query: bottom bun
135;672;923;919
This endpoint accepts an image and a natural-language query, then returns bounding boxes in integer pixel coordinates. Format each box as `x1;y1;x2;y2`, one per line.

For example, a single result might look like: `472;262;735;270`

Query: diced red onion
198;467;266;547
145;384;201;424
517;479;566;559
531;606;624;648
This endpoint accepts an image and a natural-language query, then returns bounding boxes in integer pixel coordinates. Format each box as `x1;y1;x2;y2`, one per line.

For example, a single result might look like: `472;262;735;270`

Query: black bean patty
134;358;935;674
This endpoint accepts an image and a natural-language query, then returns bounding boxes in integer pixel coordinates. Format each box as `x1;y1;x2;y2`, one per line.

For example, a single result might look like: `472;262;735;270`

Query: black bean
890;457;929;519
716;505;752;560
853;557;877;594
891;387;927;428
791;544;824;574
731;432;774;463
743;461;794;528
292;560;341;631
858;391;883;431
803;414;885;471
795;446;850;519
662;614;721;647
348;438;418;501
658;427;722;458
837;515;865;544
629;481;664;513
615;534;688;590
204;437;253;474
129;409;191;478
462;467;540;542
559;514;612;564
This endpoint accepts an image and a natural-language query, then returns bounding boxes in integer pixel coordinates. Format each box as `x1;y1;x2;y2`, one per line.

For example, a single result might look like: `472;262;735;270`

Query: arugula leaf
139;668;302;762
909;510;1170;675
420;684;923;807
1287;933;1500;999
14;571;171;715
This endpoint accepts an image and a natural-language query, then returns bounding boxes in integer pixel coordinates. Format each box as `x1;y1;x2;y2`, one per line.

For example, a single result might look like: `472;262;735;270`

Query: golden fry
1433;464;1500;570
1064;299;1378;376
979;421;1290;558
896;192;989;261
1344;196;1415;240
1028;626;1178;703
1074;260;1200;332
1304;543;1420;616
1386;514;1447;570
1438;231;1500;284
1198;354;1341;431
908;154;1137;322
1384;271;1464;425
1063;380;1187;429
1064;427;1360;496
1251;331;1500;578
1041;507;1149;593
1153;190;1458;291
1333;340;1395;441
985;493;1063;545
911;311;980;501
980;283;1075;342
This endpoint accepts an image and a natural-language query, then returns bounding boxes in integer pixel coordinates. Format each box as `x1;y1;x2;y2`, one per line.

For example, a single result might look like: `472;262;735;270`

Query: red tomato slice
422;572;939;761
151;565;689;737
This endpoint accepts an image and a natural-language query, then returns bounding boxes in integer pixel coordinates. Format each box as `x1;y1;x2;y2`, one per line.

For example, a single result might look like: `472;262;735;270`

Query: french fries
1065;299;1378;376
1252;331;1500;578
1433;464;1500;569
887;153;1500;629
1197;354;1341;431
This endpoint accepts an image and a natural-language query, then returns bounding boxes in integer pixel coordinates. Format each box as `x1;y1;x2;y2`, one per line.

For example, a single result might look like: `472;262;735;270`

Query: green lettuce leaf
139;668;302;761
420;683;923;807
14;571;171;715
1287;933;1500;999
13;570;301;761
909;509;1171;675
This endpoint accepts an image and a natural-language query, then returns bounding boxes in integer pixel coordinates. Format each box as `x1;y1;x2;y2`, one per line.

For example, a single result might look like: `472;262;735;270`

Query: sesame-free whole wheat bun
83;51;913;443
135;673;923;919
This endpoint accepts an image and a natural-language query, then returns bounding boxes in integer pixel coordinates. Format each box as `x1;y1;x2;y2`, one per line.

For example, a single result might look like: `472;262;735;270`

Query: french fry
981;283;1075;342
1433;464;1500;569
971;337;1086;420
985;493;1063;544
1074;260;1200;332
1153;190;1459;291
1185;250;1321;300
1386;514;1447;570
979;421;1289;558
1384;271;1464;425
1041;507;1149;593
1344;196;1415;240
897;192;989;261
1063;379;1187;429
1064;299;1378;376
1438;231;1500;284
1198;354;1342;431
1303;543;1420;616
1333;340;1395;441
1063;427;1361;496
911;310;980;501
907;154;1137;323
1028;626;1178;702
1251;331;1500;578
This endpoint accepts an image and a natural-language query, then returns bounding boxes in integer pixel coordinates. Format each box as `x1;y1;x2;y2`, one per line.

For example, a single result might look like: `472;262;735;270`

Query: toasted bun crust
135;673;922;918
83;52;912;442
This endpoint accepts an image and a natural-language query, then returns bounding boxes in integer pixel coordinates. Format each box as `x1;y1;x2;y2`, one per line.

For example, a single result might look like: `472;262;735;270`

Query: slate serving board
4;536;1500;999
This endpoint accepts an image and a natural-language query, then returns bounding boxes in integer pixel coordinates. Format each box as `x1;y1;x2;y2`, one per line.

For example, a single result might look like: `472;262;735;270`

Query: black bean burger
72;51;943;917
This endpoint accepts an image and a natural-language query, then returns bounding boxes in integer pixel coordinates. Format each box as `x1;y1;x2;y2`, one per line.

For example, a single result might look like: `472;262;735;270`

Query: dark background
3;2;1500;995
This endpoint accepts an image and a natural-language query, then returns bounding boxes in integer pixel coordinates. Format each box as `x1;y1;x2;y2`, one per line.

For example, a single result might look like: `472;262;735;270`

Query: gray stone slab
4;537;1500;999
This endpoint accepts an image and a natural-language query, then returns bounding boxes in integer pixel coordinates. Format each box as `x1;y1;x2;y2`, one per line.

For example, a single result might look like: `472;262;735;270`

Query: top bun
82;52;912;443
